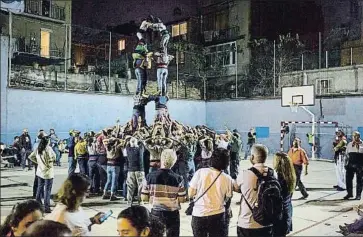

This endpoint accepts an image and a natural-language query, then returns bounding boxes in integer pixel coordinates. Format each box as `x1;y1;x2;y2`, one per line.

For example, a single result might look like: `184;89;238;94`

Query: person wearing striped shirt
141;149;186;237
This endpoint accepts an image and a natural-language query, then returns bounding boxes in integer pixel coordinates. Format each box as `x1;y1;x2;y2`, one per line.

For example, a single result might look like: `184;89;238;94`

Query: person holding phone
46;174;106;236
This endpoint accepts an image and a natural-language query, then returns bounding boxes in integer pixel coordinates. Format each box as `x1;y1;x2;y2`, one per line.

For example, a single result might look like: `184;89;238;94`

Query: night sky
72;0;347;43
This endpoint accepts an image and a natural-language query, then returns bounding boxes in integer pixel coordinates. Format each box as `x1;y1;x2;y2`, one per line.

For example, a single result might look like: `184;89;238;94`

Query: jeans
157;68;168;95
88;159;100;192
237;226;273;237
52;146;61;166
104;166;120;194
68;156;76;176
77;157;88;175
36;177;53;211
135;68;147;94
230;152;240;179
21;148;32;169
160;33;170;54
244;144;253;160
294;165;308;197
273;196;293;236
187;159;195;183
192;213;226;237
151;210;180;237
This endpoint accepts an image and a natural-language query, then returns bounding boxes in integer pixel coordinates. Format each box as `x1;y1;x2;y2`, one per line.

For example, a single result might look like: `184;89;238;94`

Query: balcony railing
25;0;65;21
203;26;240;45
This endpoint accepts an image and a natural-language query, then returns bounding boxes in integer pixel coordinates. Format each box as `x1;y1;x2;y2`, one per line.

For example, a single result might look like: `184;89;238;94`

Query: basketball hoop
290;103;299;113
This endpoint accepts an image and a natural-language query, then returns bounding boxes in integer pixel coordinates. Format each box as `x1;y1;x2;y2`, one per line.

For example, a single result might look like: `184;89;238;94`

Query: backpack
241;167;283;226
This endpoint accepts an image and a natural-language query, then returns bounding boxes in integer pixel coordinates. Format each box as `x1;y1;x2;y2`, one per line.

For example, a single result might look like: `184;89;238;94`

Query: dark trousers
191;213;226;237
172;160;189;190
123;170;128;198
33;165;38;198
230;152;239;179
98;164;107;191
151;210;180;237
294;164;308;197
88;159;100;193
346;167;363;197
36;177;53;211
77;157;88;175
237;226;273;237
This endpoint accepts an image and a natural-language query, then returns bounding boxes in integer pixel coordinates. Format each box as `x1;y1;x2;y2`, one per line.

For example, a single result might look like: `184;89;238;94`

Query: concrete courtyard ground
1;156;361;236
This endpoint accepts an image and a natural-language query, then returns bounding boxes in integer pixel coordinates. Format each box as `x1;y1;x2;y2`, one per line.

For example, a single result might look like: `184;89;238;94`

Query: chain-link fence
5;20;363;100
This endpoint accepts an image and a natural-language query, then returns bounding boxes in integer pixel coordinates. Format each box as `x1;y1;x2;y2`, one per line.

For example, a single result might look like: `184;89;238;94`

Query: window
118;39;125;51
40;29;50;58
172;22;187;37
206;42;236;67
42;0;51;17
316;79;332;95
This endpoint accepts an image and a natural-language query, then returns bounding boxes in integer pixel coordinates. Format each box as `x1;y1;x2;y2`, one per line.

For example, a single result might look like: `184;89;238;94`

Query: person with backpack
234;144;282;237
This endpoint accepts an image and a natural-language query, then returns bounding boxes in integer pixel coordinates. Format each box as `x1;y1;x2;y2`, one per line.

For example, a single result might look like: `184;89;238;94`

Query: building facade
1;0;72;61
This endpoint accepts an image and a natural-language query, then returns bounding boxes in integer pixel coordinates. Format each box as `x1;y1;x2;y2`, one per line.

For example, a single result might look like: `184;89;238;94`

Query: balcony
202;26;241;45
25;0;65;21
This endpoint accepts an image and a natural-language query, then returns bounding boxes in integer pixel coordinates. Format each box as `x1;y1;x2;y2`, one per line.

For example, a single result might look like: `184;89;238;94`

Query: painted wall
206;97;363;159
1;88;206;143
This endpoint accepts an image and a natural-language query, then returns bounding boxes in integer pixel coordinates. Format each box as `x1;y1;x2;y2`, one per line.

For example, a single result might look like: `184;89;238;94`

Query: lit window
40;30;50;58
118;39;125;51
206;42;236;67
172;22;188;37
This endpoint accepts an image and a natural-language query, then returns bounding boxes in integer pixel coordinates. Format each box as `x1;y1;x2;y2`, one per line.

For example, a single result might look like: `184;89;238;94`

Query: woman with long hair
46;173;105;236
0;200;44;237
272;152;297;237
29;136;55;213
189;148;233;237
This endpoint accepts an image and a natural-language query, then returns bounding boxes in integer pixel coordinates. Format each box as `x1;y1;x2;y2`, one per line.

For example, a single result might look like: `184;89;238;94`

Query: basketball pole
300;106;316;160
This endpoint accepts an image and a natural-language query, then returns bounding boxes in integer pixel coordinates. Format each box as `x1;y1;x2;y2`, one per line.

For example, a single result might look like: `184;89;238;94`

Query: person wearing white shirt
29;136;55;213
344;131;363;200
234;144;274;237
188;148;233;237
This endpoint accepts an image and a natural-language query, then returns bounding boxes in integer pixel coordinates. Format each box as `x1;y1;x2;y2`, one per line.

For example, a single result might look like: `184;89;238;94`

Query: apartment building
1;0;71;61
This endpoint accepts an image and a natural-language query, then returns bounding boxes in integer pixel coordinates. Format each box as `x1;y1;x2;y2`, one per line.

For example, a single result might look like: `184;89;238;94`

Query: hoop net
290;103;299;113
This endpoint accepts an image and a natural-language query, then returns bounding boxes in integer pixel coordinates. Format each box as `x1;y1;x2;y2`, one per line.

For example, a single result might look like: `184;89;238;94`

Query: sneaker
333;185;339;189
110;195;120;201
336;187;346;191
102;195;109;200
344;195;353;200
44;209;52;214
355;196;361;200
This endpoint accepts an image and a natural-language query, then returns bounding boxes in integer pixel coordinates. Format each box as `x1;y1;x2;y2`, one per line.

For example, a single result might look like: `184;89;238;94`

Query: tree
248;33;307;96
169;39;229;100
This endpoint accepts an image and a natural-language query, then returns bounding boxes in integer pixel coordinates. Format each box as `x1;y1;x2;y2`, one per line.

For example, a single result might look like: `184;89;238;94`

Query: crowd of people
1;124;363;236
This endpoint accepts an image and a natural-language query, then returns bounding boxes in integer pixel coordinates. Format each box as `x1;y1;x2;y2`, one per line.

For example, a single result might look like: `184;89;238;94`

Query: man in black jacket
126;137;145;205
19;128;32;170
244;128;256;160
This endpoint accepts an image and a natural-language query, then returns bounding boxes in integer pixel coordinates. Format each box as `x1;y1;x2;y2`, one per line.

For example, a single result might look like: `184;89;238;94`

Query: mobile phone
100;210;113;223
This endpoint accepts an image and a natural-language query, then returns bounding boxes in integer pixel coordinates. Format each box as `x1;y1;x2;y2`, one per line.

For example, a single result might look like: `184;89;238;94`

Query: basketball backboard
281;85;315;107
